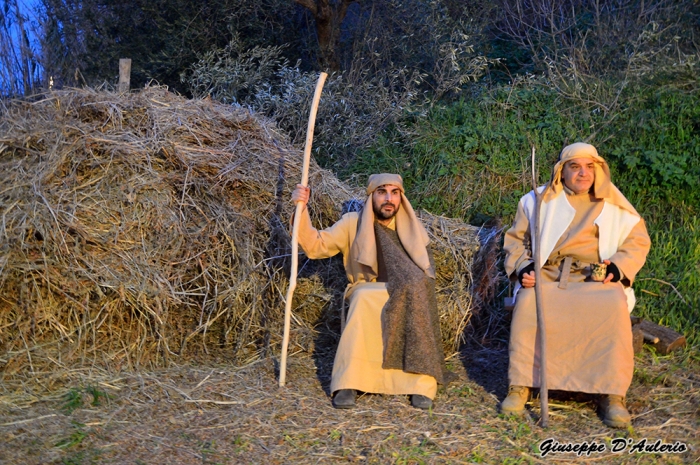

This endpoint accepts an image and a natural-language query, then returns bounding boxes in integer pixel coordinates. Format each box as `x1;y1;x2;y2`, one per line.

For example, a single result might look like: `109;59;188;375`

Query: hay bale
0;87;484;376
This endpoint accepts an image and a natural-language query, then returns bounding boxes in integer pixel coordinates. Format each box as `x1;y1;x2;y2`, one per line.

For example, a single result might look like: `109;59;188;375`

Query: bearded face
372;184;402;221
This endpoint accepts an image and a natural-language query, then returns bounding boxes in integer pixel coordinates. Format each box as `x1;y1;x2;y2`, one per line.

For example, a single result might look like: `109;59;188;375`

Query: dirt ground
0;343;698;465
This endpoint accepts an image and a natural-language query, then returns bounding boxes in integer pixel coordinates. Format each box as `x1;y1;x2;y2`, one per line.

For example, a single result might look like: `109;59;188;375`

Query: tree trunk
294;0;357;71
13;0;36;95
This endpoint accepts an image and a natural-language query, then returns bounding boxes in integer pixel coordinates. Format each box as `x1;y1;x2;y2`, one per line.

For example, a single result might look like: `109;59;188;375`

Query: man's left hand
602;260;621;284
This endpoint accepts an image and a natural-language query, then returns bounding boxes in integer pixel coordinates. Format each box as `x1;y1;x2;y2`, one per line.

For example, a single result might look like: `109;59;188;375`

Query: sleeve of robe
293;208;354;260
608;218;651;285
503;196;533;281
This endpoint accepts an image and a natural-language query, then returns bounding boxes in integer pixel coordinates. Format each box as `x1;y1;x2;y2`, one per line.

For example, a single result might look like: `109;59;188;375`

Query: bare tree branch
292;0;317;14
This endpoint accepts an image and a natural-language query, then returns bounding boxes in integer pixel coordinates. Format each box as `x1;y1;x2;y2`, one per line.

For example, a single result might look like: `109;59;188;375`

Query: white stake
531;145;549;427
279;72;328;387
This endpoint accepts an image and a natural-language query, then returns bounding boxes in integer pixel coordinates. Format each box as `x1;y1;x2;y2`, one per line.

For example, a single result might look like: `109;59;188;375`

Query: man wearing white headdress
291;174;452;410
502;142;651;427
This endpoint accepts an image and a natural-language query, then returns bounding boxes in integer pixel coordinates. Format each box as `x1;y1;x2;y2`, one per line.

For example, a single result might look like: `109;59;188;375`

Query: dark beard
373;202;398;220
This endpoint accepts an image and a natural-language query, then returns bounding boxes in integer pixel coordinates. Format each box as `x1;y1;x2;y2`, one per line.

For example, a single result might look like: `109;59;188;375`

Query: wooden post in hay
279;72;328;387
531;145;549;427
119;58;131;93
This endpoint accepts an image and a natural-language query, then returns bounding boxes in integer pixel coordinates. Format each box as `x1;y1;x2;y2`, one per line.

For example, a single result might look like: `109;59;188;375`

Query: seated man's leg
504;282;633;426
331;282;437;407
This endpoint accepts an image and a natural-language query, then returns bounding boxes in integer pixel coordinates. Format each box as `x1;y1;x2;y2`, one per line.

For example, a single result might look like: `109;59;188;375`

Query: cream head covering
351;173;434;279
544;142;639;215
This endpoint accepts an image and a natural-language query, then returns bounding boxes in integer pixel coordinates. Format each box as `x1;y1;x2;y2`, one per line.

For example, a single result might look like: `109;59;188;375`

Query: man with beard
291;174;452;410
502;142;651;428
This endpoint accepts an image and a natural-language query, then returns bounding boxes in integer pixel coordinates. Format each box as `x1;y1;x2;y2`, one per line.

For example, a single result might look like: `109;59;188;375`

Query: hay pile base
0;87;483;377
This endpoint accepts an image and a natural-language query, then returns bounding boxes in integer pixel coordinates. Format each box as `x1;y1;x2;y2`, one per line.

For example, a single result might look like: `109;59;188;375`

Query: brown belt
543;256;593;289
558;256;573;289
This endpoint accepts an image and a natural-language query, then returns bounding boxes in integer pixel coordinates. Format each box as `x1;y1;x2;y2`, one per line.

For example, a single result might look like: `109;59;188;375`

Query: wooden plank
636;320;686;355
632;324;644;354
119;58;131;93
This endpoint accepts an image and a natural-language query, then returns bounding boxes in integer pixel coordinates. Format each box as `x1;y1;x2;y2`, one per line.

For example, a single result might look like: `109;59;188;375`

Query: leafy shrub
184;43;423;168
604;86;700;207
184;35;290;105
182;0;497;168
355;75;699;343
490;0;698;92
350;77;591;223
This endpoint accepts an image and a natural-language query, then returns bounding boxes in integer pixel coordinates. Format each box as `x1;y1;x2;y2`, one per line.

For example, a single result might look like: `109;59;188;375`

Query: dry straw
0;87;489;378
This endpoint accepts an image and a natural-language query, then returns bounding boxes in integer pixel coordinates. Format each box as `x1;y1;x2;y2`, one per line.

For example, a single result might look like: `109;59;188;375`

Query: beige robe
296;209;437;398
504;189;651;395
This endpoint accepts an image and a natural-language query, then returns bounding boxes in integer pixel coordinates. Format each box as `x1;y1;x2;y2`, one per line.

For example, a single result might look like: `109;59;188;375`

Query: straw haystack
0;87;487;377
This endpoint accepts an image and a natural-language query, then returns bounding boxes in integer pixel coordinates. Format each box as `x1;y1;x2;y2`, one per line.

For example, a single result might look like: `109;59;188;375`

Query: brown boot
500;385;529;415
600;395;631;428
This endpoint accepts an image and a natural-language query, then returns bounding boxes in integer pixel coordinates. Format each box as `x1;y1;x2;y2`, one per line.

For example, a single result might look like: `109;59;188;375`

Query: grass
61;389;83;415
55;421;88;449
0;350;697;463
61;386;111;415
347;84;582;223
633;214;699;344
53;420;102;465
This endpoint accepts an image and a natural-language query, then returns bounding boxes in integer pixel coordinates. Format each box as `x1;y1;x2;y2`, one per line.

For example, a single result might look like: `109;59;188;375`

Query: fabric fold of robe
509;281;634;396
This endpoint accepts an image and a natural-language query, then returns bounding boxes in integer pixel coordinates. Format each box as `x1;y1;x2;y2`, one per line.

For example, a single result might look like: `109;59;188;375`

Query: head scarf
544;142;639;215
352;173;434;278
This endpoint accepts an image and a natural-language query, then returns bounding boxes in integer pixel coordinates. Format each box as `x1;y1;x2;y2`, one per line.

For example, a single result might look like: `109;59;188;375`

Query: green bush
348;78;589;223
603;87;700;207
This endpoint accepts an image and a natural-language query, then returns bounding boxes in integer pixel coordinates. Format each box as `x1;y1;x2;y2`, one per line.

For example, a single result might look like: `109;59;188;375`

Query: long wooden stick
279;72;328;387
531;145;548;427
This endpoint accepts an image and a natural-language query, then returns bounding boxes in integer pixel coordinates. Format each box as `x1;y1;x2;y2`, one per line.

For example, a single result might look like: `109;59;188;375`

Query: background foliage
1;0;699;346
38;0;302;93
352;75;700;345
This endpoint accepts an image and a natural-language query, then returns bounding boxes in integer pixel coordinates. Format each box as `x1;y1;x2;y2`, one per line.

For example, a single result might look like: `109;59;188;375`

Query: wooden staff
531;145;549;427
279;72;328;387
